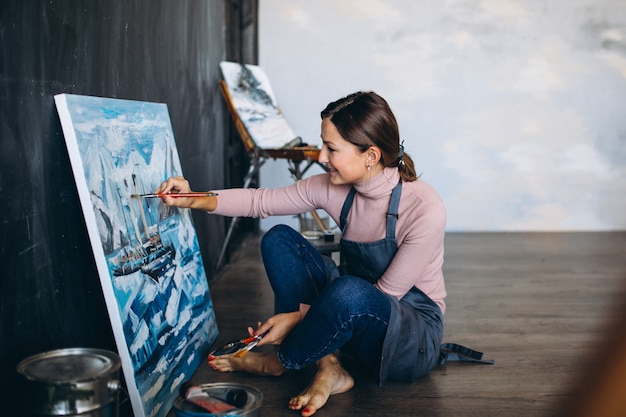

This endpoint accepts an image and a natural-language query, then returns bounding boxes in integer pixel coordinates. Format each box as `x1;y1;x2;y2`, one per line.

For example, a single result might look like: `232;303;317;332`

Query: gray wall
260;0;626;232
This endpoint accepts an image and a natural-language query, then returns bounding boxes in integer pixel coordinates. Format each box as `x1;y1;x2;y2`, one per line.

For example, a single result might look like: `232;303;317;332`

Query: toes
289;396;306;410
289;399;316;416
208;357;232;372
289;394;324;416
302;406;317;416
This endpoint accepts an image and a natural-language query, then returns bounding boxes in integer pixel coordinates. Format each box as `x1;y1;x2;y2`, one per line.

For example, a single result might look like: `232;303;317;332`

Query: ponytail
396;152;419;182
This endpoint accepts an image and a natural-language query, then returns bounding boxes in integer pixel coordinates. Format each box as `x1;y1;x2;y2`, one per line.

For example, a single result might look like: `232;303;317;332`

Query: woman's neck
353;167;399;198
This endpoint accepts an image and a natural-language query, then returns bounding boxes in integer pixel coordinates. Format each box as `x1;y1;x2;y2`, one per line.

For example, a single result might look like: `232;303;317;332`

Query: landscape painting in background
220;61;299;149
54;94;218;417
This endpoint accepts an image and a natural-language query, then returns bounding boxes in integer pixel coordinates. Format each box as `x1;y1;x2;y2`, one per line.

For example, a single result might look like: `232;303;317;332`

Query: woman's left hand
248;312;302;346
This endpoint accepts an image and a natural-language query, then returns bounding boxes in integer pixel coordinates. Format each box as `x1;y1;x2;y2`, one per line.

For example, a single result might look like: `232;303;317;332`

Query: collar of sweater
353;167;400;199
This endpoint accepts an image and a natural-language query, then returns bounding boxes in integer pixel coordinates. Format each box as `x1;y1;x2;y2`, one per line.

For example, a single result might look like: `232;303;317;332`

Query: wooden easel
217;62;331;270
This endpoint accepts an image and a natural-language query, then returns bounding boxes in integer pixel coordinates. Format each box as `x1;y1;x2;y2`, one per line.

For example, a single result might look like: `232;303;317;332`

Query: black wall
0;0;257;413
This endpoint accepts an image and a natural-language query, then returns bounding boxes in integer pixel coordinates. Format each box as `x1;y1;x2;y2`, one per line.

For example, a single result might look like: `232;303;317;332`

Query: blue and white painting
220;61;299;149
55;94;218;417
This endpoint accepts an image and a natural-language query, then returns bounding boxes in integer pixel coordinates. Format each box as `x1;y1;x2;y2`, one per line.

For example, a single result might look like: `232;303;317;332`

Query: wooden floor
176;232;626;417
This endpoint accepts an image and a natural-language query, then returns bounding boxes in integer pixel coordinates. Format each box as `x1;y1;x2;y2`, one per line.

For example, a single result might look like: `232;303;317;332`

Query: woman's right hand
155;176;217;211
155;176;193;207
248;311;302;347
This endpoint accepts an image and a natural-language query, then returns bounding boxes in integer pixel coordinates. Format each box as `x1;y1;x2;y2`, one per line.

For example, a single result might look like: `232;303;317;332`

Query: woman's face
318;118;370;185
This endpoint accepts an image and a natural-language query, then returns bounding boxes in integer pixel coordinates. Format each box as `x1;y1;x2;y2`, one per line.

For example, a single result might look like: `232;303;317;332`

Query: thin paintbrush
131;192;218;198
310;210;335;242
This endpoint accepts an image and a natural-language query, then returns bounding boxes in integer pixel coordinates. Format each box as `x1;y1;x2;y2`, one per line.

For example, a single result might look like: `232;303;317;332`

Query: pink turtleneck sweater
211;167;447;314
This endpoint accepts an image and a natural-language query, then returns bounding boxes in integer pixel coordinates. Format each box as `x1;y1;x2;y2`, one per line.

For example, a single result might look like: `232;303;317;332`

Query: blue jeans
261;225;391;373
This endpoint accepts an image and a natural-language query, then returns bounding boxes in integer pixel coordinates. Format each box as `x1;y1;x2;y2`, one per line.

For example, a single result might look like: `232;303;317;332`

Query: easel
217;62;330;270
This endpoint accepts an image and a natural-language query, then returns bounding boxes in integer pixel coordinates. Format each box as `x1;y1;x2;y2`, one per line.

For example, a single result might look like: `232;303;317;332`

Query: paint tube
179;382;248;412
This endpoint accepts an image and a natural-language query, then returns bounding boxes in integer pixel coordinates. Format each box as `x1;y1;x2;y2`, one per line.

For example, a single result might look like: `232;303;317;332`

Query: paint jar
299;212;329;240
172;383;263;417
16;348;121;417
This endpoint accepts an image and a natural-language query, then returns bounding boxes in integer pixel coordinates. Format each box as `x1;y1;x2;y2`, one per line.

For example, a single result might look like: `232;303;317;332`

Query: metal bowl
16;348;121;416
172;383;263;417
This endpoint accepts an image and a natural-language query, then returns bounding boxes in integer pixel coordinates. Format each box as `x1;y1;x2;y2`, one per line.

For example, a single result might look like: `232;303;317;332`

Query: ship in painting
110;171;175;282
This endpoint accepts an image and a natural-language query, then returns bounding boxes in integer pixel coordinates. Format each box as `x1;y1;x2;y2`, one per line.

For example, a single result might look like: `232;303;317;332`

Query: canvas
220;61;299;149
54;94;218;417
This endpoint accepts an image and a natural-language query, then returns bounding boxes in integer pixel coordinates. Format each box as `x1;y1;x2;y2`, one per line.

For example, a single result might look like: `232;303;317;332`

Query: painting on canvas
220;61;299;149
54;94;218;417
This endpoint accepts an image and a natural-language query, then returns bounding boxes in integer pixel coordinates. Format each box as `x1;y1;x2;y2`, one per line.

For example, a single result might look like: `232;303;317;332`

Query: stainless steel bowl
16;348;121;416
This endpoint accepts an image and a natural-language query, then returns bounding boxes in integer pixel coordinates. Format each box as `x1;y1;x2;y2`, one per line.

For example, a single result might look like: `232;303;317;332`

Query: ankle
260;352;286;376
317;353;340;369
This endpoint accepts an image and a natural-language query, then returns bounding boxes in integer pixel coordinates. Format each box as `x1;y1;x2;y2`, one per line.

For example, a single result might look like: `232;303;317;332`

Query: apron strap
439;343;495;365
386;181;402;239
339;187;356;232
339;181;403;238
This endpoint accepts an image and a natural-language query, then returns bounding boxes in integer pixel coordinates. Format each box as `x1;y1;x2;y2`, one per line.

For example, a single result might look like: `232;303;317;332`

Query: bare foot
288;354;354;416
208;351;285;376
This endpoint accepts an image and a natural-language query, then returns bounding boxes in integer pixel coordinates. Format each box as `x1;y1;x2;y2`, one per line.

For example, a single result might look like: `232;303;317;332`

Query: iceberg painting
55;94;218;417
220;61;298;149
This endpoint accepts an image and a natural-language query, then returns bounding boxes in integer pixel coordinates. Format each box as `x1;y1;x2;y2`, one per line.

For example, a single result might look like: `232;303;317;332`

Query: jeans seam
296;241;326;295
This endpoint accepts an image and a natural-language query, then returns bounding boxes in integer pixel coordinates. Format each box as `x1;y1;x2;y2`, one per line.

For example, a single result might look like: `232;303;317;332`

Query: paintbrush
310;210;335;242
208;333;266;360
131;192;218;198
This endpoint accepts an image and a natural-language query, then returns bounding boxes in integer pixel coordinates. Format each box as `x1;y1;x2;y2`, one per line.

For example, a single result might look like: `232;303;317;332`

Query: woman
157;91;447;416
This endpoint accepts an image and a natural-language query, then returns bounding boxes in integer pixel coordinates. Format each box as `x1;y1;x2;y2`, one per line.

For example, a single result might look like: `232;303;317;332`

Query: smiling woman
155;90;459;416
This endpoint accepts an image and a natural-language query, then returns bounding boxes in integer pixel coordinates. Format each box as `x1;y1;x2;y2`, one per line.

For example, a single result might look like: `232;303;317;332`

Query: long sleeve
209;168;447;314
209;173;350;225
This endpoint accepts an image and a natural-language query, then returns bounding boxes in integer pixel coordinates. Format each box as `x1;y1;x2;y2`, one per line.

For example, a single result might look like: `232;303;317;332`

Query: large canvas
54;94;218;417
220;61;298;149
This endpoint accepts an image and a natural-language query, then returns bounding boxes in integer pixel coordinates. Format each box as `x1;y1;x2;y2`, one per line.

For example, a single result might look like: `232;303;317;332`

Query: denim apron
339;181;492;386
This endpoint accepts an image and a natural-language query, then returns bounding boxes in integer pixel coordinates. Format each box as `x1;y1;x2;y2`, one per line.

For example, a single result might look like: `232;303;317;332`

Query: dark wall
0;0;257;413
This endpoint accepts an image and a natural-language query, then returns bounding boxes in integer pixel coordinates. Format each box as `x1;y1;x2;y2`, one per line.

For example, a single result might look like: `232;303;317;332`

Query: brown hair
321;91;418;182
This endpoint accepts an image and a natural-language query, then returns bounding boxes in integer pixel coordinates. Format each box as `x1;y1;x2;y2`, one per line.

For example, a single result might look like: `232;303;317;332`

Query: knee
261;224;295;252
327;276;375;304
322;276;390;319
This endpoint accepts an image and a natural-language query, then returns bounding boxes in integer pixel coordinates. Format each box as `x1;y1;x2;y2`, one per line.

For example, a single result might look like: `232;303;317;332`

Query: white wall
259;0;626;231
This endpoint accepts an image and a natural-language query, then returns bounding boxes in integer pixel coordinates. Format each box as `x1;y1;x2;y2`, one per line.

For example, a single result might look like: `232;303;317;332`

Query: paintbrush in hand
131;192;218;198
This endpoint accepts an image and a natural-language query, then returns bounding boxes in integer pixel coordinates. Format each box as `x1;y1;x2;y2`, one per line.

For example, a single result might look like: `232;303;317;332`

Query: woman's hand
155;176;193;207
155;176;217;211
248;311;302;347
